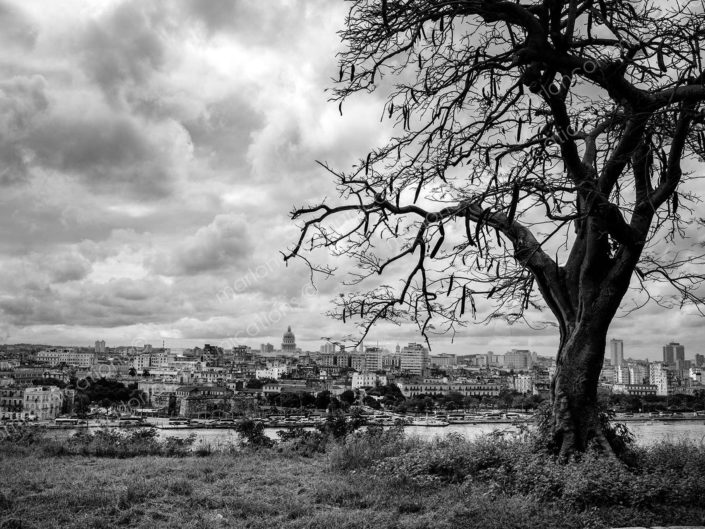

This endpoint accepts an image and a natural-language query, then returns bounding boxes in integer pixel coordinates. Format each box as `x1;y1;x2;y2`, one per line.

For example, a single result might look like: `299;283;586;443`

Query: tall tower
281;326;297;353
663;342;684;364
609;339;624;367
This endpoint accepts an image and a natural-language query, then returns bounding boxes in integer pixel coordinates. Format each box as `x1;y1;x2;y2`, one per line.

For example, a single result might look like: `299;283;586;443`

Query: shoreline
23;414;705;430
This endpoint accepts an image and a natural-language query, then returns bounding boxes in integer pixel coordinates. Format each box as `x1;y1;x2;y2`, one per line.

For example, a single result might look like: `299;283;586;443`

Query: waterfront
44;419;705;450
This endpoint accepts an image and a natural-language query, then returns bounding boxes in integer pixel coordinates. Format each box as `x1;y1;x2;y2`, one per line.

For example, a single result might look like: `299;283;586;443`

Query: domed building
281;326;297;353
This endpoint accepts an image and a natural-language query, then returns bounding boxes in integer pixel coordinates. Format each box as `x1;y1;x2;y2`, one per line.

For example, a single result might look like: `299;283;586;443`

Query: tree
340;389;357;405
286;0;705;457
128;367;137;377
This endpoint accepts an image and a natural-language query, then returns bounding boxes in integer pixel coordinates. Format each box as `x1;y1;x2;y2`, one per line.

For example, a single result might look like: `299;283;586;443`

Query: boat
411;416;449;427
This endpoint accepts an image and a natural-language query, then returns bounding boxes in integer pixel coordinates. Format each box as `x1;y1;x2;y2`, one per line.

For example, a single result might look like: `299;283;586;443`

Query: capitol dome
281;326;297;352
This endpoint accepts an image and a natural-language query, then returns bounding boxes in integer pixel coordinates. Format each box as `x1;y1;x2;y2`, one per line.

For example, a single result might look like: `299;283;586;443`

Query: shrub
277;427;328;457
234;419;273;448
328;424;419;471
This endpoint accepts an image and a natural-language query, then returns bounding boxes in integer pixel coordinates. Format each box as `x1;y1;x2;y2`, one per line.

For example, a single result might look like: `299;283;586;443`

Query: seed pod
365;153;371;175
447;274;454;296
673;192;679;215
516;118;523;142
460;285;466;315
430;228;444;259
507;182;520;225
350;64;355;81
657;43;667;72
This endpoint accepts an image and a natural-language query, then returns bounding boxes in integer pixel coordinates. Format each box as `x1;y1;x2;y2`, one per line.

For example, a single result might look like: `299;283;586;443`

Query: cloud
77;1;170;103
47;252;92;283
0;1;38;51
152;214;253;276
0;75;48;184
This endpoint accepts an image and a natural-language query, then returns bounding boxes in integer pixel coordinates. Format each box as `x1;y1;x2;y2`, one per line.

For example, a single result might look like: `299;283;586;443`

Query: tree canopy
286;0;705;456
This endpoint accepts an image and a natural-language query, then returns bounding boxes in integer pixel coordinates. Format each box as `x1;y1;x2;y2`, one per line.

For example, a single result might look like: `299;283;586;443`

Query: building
503;350;533;370
23;386;64;421
513;374;534;394
610;339;624;367
94;340;106;354
132;350;171;371
663;342;685;365
649;362;672;396
397;381;504;398
429;354;457;368
612;384;657;397
318;352;365;372
260;343;274;354
175;386;234;417
255;366;289;380
36;348;96;368
281;326;297;353
629;364;649;385
363;347;383;372
400;343;429;375
320;342;336;355
0;387;24;420
351;372;387;389
615;365;631;384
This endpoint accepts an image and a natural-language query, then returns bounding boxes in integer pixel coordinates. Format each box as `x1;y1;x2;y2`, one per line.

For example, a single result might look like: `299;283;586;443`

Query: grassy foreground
2;426;705;528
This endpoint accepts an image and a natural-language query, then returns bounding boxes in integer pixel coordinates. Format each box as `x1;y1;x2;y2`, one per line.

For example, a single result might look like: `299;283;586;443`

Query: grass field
2;424;705;529
1;448;704;529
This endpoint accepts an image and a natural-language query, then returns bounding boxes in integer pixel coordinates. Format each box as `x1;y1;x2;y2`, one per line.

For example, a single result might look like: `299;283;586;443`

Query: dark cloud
183;0;338;46
28;114;183;199
151;214;253;276
0;75;48;184
0;1;38;50
184;93;263;170
78;1;169;102
47;253;92;283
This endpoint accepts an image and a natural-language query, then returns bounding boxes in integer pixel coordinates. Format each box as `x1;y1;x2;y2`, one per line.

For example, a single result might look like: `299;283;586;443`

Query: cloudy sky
0;0;702;360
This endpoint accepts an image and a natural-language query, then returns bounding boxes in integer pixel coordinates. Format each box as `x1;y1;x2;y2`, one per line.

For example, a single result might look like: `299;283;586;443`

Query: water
47;420;705;449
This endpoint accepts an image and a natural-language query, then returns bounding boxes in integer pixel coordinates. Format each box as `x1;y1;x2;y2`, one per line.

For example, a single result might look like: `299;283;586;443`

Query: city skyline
2;330;701;363
0;1;704;361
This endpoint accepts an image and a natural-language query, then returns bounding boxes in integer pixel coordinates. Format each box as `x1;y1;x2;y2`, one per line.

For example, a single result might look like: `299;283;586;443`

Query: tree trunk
551;320;614;459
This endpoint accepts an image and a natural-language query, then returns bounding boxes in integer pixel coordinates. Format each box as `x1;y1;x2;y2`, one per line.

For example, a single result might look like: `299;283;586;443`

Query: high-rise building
400;343;429;375
320;342;336;355
649;362;671;396
695;354;705;367
363;347;383;372
629;363;648;385
94;340;106;354
609;339;624;367
503;349;533;370
281;326;297;353
615;364;631;384
663;342;685;364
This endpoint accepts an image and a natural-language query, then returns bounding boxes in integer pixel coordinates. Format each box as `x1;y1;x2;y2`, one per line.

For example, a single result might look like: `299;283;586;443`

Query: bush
277;427;327;457
328;424;419;471
0;427;197;458
234;419;273;448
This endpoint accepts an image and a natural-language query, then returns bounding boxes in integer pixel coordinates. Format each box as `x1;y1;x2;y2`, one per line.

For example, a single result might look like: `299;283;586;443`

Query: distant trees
75;378;146;409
